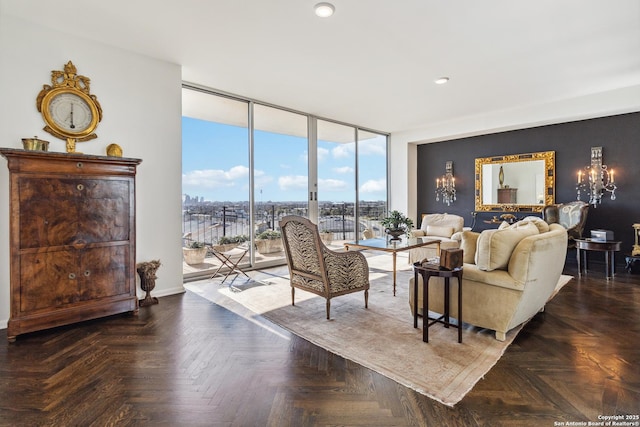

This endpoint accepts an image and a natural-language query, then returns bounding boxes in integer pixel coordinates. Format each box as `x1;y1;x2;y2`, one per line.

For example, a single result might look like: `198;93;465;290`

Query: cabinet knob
77;184;84;191
84;270;91;277
68;273;76;280
76;162;84;168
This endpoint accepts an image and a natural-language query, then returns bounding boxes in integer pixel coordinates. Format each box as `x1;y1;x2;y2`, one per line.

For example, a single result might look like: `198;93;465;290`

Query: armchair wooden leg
326;299;331;320
364;290;369;308
291;287;295;306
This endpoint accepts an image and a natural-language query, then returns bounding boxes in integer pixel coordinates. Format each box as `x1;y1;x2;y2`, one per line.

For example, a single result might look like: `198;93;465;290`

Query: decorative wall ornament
36;60;103;153
576;146;617;207
435;160;456;206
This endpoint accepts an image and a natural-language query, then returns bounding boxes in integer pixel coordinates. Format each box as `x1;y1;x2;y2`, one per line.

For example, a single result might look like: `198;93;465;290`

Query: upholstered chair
280;215;370;319
542;201;589;247
409;213;465;263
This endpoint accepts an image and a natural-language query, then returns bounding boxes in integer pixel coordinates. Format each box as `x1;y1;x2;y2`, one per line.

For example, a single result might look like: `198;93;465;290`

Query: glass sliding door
316;119;358;244
182;88;251;279
357;130;388;237
253;104;309;266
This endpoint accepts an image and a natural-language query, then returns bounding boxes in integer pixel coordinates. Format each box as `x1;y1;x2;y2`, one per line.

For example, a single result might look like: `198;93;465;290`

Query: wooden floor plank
0;263;638;426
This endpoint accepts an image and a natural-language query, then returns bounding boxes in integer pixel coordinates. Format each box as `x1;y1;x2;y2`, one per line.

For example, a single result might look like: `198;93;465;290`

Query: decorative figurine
137;260;161;307
633;224;640;256
106;143;123;157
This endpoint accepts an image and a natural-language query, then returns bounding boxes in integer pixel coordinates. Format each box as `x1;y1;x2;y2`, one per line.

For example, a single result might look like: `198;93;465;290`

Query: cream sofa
409;217;568;341
408;213;465;263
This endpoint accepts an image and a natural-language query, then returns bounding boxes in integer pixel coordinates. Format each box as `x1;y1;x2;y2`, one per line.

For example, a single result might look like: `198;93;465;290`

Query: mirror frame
474;151;555;212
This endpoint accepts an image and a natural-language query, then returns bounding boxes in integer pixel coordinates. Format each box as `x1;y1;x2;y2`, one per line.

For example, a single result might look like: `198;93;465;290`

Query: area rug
185;254;573;406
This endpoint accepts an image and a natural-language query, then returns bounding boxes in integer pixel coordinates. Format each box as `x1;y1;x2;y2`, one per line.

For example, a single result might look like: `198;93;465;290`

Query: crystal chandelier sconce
576;146;617;207
435;161;456;206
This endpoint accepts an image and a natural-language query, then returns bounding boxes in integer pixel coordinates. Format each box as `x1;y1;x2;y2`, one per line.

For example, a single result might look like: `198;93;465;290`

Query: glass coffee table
344;237;441;296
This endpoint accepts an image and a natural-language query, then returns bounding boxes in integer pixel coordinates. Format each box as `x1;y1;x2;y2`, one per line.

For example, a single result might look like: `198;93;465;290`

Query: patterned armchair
280;215;370;319
542;201;589;247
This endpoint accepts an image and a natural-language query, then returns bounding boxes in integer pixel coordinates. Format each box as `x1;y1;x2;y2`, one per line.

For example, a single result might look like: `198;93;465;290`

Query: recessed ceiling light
314;2;335;18
435;77;450;85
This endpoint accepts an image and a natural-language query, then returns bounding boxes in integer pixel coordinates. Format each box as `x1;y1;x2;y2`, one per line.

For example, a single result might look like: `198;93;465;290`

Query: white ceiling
4;0;640;134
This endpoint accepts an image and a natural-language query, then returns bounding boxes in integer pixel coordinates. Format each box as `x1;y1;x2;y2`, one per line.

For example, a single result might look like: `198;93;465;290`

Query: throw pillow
460;231;480;264
475;222;539;271
519;216;550;233
426;225;455;238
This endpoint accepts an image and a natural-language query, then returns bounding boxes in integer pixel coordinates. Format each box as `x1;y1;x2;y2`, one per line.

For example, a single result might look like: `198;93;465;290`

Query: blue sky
182;117;387;203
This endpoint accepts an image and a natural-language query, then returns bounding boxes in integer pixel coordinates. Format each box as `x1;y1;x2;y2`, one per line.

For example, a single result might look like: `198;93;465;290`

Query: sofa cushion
519;216;550;233
475;222;539;271
498;221;510;230
426;225;455;238
460;230;480;263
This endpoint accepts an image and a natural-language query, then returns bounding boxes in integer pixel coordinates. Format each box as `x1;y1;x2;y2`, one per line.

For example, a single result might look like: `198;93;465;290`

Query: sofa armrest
463;264;524;291
410;230;426;238
451;231;463;242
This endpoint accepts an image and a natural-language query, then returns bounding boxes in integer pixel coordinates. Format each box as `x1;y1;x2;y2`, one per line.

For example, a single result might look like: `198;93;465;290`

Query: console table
575;239;622;280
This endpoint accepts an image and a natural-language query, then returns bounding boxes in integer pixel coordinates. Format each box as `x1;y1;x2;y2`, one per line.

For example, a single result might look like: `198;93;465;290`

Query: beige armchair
543;201;589;247
409;213;465;263
280;216;370;319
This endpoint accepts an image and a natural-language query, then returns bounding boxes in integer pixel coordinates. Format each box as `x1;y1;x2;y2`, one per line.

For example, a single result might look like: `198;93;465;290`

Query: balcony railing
182;201;387;277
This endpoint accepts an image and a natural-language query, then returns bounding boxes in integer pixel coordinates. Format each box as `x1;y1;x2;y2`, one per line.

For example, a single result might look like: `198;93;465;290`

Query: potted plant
183;241;208;265
380;210;414;241
214;235;249;252
255;230;283;254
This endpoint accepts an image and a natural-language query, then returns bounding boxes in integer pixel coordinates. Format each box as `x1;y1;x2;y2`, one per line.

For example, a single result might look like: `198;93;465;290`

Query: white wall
0;16;184;329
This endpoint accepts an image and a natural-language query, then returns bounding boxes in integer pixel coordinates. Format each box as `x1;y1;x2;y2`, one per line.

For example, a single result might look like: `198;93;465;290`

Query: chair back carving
543;201;589;246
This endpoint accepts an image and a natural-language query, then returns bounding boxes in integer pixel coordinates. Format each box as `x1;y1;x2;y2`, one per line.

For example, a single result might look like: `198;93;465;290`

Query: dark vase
386;229;405;241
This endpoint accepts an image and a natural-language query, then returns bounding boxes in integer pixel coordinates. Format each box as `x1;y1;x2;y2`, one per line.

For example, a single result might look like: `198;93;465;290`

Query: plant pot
183;246;207;265
255;238;283;254
386;229;405;241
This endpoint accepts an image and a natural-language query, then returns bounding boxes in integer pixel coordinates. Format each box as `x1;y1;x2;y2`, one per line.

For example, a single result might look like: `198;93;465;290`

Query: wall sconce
435;160;456;206
576;146;617;207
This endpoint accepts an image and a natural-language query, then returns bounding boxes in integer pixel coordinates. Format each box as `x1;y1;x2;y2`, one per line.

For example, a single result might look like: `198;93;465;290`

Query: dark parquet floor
0;261;639;426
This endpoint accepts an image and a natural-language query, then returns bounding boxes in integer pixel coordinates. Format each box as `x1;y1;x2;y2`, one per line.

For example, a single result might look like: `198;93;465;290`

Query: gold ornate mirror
474;151;555;212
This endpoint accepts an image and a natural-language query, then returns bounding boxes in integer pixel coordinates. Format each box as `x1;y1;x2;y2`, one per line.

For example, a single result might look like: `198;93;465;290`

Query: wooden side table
413;263;463;343
575;239;622;279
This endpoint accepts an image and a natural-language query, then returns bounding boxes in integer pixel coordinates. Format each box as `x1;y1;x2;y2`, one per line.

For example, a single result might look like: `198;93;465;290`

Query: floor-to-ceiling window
357;130;388;237
253;104;309;266
182;88;251;280
317;119;357;241
181;85;388;279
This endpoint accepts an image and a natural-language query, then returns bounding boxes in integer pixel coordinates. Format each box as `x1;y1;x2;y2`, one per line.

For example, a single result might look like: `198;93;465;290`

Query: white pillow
475;222;539;271
426;225;455;238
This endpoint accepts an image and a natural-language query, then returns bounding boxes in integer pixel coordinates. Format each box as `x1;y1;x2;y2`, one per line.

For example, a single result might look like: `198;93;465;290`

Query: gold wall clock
36;61;103;153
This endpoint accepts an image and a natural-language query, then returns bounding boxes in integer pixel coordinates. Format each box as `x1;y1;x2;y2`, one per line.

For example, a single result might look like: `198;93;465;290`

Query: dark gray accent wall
417;111;640;267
